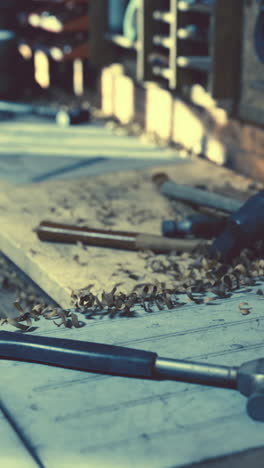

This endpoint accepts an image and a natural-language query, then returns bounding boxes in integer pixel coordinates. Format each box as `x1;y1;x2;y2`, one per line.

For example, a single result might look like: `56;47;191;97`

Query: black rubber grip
0;331;157;378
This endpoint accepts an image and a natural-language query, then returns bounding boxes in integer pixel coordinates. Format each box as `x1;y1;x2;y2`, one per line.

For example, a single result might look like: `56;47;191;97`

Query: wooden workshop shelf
177;1;213;14
152;10;173;24
104;33;137;50
17;0;90;94
90;0;242;113
19;32;89;63
25;3;89;33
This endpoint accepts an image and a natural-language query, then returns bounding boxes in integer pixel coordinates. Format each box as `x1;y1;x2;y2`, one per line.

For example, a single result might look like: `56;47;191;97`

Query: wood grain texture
0;410;38;468
0;158;253;310
1;289;264;468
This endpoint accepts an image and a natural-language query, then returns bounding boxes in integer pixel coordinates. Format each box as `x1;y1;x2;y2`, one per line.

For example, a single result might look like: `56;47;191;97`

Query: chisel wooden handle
35;221;204;253
135;234;202;253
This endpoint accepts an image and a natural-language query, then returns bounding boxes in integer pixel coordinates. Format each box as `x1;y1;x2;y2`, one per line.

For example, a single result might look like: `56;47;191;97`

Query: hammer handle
160;181;242;214
0;331;157;378
0;331;237;388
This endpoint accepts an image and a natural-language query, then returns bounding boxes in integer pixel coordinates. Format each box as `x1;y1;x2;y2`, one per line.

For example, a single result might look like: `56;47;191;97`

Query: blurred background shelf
89;0;242;113
104;32;137;50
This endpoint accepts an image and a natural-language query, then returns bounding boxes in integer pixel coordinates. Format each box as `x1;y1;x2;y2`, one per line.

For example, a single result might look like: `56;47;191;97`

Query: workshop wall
2;1;264;181
96;1;264;182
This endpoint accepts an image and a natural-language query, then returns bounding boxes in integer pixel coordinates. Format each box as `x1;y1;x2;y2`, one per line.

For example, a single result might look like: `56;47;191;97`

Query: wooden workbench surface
1;288;264;468
0;157;254;310
1;118;264;468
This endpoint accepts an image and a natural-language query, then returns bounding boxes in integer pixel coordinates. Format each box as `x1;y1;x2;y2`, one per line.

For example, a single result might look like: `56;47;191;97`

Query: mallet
1;330;264;421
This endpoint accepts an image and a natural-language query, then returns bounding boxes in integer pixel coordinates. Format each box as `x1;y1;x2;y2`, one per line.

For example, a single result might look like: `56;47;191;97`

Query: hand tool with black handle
153;173;264;262
1;330;264;421
162;214;227;239
210;190;264;262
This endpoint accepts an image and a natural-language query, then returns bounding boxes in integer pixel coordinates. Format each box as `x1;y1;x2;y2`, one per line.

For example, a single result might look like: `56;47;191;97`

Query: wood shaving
69;243;264;319
0;255;82;331
1;160;264;330
239;302;252;315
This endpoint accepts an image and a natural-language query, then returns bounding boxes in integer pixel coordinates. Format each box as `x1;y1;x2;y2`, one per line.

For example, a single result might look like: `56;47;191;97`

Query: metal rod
154;357;238;389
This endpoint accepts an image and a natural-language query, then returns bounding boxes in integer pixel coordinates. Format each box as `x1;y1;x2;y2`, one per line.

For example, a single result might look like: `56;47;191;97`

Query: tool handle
35;221;137;250
135;233;202;253
36;220;138;238
159;180;242;214
0;331;157;378
162;214;227;239
35;221;203;253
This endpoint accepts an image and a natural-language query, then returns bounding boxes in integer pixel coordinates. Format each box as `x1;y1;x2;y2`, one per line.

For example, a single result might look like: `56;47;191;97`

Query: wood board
0;408;38;468
1;289;264;468
0;158;255;311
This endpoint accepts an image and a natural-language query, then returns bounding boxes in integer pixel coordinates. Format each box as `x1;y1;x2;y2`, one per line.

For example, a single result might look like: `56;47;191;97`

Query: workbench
0;117;264;468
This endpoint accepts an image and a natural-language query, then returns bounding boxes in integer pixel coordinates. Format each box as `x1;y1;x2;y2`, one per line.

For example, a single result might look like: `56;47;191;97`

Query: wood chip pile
1;160;264;331
0;255;82;331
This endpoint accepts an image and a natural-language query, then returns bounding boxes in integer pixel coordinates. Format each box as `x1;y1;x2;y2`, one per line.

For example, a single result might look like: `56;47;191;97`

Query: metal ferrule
154;357;238;389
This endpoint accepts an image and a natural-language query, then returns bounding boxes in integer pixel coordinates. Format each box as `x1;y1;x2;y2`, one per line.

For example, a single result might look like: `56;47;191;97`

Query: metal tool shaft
0;331;263;421
154;357;238;389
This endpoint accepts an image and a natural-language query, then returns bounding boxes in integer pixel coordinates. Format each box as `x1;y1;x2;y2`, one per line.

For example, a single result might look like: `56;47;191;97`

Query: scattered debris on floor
0;255;81;331
1;159;264;331
1;239;264;331
239;301;252;315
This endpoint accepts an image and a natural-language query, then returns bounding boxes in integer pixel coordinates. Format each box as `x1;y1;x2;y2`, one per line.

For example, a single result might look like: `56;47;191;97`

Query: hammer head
210;190;264;263
237;358;264;421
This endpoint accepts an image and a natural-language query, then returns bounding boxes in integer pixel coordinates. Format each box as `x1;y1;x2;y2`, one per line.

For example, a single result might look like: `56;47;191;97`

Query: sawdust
0;160;264;330
0;255;82;331
1;239;264;331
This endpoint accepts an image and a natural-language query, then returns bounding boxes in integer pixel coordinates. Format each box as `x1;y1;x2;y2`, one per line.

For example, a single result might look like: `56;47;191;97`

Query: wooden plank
114;74;135;124
0;157;252;310
0;118;176;160
0;410;38;468
1;290;264;467
145;83;173;140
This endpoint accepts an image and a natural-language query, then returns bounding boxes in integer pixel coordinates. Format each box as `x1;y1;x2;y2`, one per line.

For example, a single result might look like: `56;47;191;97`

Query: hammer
1;330;264;421
210;189;264;262
153;173;264;262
